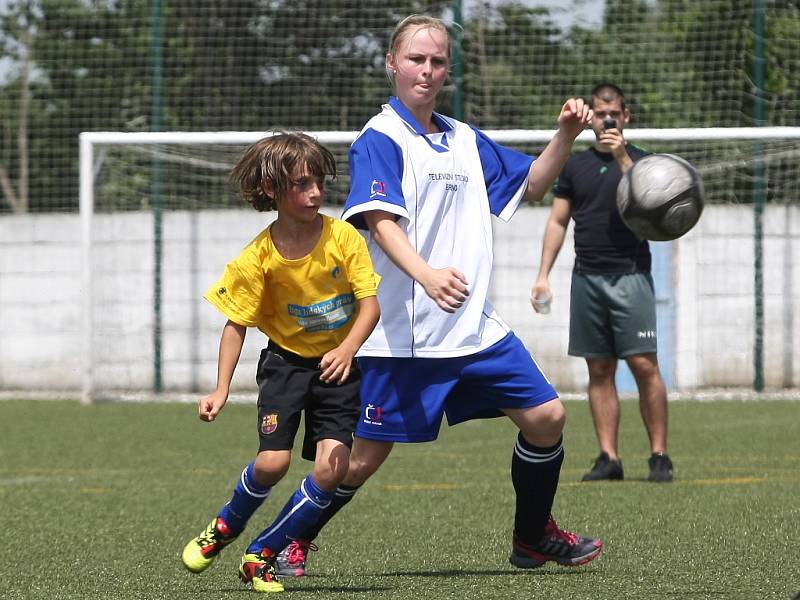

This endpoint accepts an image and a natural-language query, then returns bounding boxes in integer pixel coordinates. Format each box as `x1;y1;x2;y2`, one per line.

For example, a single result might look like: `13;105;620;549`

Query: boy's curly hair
230;132;337;211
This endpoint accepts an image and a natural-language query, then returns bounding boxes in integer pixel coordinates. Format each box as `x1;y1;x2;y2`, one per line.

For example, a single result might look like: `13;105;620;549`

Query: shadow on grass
378;567;595;578
281;587;394;594
192;585;394;595
228;567;597;595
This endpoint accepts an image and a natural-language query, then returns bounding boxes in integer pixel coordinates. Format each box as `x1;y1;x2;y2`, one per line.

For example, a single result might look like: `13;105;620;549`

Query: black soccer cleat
647;452;674;482
581;452;624;482
510;516;603;568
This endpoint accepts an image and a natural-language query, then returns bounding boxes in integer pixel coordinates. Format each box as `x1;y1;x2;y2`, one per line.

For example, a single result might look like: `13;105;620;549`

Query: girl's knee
344;458;374;487
516;399;566;444
345;447;388;486
539;400;566;434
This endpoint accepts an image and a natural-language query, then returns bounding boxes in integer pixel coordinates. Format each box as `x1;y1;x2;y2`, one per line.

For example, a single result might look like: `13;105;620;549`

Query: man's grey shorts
569;272;658;359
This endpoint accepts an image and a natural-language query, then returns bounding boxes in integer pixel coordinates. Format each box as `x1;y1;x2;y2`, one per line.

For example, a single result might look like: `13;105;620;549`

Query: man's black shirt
553;145;651;274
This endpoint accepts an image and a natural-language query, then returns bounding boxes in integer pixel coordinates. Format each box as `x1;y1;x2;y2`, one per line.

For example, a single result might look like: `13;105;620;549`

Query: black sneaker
648;452;673;482
509;516;603;568
581;452;624;481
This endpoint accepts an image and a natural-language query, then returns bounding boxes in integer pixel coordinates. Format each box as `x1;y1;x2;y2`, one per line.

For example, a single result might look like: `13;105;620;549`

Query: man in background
531;83;673;483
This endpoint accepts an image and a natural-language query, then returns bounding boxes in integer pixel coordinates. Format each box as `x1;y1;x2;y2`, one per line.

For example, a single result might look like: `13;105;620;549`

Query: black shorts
256;342;360;461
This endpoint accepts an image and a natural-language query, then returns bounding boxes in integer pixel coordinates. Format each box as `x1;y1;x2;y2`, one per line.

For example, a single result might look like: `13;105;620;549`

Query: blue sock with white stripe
299;483;360;541
246;474;334;555
511;434;564;544
218;462;272;535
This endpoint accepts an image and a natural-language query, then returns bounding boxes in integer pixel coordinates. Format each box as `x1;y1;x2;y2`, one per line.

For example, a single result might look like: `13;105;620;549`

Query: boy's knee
312;466;348;491
311;440;353;490
253;451;291;486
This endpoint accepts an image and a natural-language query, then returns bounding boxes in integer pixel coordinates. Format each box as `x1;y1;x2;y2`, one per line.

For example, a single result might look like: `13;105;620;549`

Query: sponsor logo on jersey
363;403;383;426
288;293;355;332
261;413;278;435
370;180;387;198
427;172;469;183
331;266;341;279
428;171;469;192
637;330;657;339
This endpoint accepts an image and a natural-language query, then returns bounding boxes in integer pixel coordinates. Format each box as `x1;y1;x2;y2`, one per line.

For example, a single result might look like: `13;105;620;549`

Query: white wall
0;205;797;396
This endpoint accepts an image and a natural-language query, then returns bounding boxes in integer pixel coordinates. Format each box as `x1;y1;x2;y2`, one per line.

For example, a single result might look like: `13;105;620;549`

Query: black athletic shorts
255;341;360;461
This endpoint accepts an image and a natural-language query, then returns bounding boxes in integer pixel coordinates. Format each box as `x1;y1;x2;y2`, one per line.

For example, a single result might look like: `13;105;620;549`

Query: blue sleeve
342;128;406;230
473;127;535;216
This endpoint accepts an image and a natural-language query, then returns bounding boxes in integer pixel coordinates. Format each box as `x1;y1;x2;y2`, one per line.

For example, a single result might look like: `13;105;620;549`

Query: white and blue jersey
342;96;535;358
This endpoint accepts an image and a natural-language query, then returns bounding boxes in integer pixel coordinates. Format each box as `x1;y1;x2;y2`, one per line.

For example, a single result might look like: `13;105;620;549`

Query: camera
602;117;617;130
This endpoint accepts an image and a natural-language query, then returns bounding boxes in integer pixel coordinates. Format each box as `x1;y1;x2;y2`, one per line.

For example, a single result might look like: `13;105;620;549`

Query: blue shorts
355;332;558;442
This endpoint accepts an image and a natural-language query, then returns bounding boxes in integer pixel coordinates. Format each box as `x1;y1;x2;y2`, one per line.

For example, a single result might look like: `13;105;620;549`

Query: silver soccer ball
616;153;704;241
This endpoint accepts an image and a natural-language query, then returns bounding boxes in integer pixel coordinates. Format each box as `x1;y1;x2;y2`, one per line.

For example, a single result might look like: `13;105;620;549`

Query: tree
462;2;565;130
0;1;39;213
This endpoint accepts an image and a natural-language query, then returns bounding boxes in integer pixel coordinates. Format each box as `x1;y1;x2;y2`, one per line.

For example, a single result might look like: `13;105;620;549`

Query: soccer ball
616;153;704;241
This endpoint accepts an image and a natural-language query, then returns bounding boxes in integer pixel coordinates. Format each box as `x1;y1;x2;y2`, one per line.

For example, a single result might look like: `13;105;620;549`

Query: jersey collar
388;96;454;136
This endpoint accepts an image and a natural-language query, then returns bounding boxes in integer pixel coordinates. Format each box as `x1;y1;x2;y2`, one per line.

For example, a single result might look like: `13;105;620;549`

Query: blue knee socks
247;474;334;555
218;461;271;535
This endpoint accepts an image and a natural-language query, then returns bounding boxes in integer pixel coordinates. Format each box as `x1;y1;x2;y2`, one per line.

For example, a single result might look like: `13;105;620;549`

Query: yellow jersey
205;215;379;358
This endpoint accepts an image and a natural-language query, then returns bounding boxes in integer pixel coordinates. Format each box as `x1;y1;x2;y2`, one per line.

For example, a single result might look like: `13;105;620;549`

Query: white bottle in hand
530;292;552;314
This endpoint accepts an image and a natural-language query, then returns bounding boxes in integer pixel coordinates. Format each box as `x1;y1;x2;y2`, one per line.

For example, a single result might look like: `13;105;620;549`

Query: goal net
80;127;800;402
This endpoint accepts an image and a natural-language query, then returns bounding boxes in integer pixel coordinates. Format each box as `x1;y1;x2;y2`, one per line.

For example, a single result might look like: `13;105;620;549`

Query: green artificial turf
1;398;798;599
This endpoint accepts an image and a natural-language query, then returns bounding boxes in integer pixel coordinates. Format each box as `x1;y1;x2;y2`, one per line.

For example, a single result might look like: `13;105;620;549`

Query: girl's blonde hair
386;14;451;84
230;132;336;212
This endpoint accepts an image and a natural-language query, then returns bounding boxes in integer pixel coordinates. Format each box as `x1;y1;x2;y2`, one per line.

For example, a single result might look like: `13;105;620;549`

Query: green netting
1;0;799;213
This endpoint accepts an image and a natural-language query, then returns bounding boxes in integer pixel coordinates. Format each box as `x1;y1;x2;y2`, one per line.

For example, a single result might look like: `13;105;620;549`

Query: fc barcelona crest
261;413;278;435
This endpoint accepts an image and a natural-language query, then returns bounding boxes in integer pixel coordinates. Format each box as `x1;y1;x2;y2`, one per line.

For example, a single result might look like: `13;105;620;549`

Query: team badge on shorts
261;413;278;435
363;403;383;426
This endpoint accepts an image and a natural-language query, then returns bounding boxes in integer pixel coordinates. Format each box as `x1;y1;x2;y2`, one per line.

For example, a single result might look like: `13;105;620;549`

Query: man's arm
531;196;572;311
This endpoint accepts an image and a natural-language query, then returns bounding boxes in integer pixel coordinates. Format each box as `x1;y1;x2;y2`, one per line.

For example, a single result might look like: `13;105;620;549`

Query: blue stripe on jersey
473;126;535;217
389;96;454;135
343;128;406;231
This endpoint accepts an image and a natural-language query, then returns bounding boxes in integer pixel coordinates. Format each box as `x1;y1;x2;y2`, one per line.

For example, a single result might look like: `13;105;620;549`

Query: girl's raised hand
557;97;593;139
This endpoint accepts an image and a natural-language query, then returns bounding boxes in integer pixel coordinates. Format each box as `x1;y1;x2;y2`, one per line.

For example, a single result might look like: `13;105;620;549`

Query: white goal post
79;127;800;403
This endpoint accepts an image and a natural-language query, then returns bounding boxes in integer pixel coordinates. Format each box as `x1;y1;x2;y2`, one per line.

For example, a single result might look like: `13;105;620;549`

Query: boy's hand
420;267;469;313
319;345;356;384
198;390;228;422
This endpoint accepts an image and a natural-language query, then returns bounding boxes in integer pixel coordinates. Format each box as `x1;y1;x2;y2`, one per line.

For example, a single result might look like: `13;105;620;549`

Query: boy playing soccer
181;132;380;593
